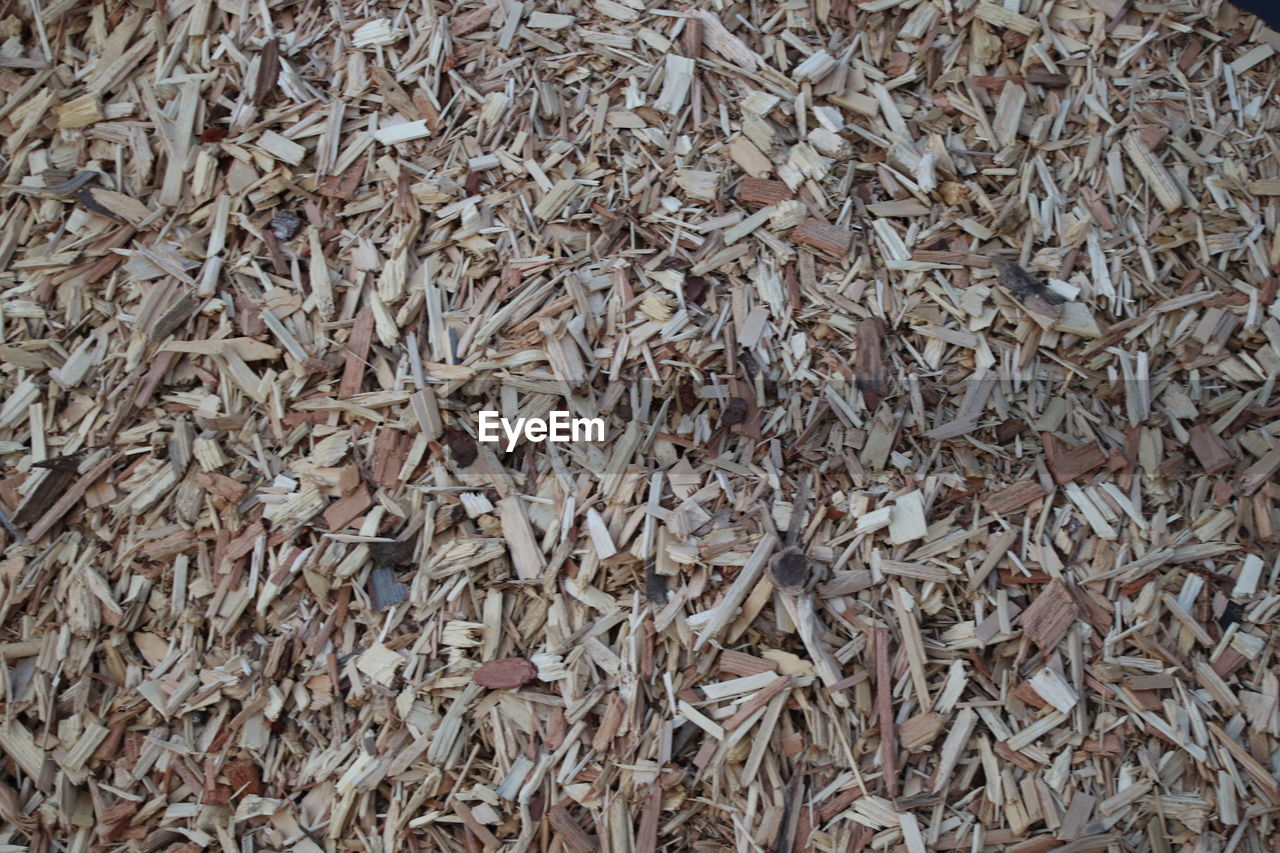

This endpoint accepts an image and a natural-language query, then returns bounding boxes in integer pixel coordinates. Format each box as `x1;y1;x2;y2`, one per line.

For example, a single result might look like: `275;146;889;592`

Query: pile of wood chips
3;0;1280;850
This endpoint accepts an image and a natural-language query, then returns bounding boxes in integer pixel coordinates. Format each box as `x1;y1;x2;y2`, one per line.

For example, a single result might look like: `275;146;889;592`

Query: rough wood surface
1;0;1279;851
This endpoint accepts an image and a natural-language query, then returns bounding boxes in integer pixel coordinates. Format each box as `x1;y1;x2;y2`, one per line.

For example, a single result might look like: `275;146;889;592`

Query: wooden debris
738;177;795;206
1187;424;1234;475
472;657;539;690
1;0;1277;850
1020;580;1079;651
990;256;1065;319
792;219;854;256
1045;438;1107;485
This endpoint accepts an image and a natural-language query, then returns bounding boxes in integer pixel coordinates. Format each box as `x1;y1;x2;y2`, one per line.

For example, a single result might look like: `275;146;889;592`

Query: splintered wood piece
496;497;546;580
1026;68;1071;87
899;711;946;751
1020;580;1078;651
224;758;264;798
862;405;900;471
694;534;777;650
1029;668;1078;713
1058;791;1096;840
985;478;1049;515
0;720;48;783
1123;131;1182;213
24;453;123;542
1238;448;1280;495
11;454;81;528
1207;722;1280;804
1045;439;1107;484
931;709;978;792
875;627;898;797
722;676;791;731
548;805;597;853
339;308;375;399
973;1;1038;35
1187;424;1233;474
372;120;431;144
55;95;104;129
888;491;927;545
324;486;372;530
654;54;695;114
855;317;888;404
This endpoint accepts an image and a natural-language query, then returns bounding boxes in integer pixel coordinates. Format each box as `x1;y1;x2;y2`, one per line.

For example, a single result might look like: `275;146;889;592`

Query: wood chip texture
0;0;1278;851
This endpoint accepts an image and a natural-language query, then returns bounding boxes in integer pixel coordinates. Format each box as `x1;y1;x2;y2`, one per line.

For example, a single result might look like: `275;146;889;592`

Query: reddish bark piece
875;627;898;797
1081;734;1123;756
11;454;80;527
1067;580;1113;634
591;693;626;752
453;800;502;849
1013;680;1048;709
133;350;178;407
1019;579;1078;651
984;478;1048;514
636;787;662;853
225;521;266;561
971;75;1017;91
679;15;702;57
547;805;596;853
717;649;778;676
373;429;407;488
1044;434;1107;484
818;785;868;823
96;800;138;842
792;218;853;255
1187;424;1233;474
738;177;795;206
723;676;791;733
338;307;375;399
252;38;280;105
325;485;372;530
319;159;365;199
224;758;263;799
472;657;538;689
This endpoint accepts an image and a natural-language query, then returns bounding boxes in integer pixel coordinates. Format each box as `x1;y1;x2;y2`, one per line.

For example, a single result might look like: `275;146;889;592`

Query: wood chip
1020;580;1079;651
791;218;853;255
3;3;1276;849
473;657;539;690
